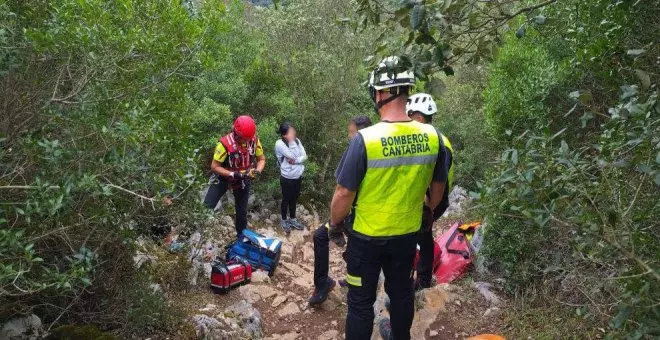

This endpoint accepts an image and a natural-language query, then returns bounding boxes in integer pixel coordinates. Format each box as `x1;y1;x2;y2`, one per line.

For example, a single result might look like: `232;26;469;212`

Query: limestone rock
221;215;234;228
149;283;162;294
191;314;243;340
430;330;439;337
271;295;288;308
133;253;157;269
257;227;278;239
265;332;299;340
0;314;42;340
277;302;301;317
474;281;502;306
443;186;470;216
483;307;501;318
226;300;263;339
199;304;217;312
292;274;313;289
410;286;449;339
301;245;314;262
280;262;307;277
287;230;305;246
281;243;294;256
319;329;339;340
239;284;277;304
252;270;271;283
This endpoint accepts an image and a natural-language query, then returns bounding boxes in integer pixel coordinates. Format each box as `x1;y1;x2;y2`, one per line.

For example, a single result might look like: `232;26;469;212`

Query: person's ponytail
278;121;293;146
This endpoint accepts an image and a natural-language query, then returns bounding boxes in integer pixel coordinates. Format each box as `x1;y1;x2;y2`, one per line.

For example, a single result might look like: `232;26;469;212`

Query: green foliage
355;0;558;82
0;0;236;333
473;0;659;337
483;33;566;138
431;66;496;189
480;88;659;337
251;0;376;199
1;0;374;334
47;325;118;340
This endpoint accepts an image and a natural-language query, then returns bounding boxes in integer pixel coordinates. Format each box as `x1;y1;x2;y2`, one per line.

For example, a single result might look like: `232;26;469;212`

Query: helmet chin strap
373;87;403;113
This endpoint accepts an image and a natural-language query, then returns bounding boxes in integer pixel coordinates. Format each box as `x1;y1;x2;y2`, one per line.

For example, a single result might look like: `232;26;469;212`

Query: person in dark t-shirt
309;115;372;306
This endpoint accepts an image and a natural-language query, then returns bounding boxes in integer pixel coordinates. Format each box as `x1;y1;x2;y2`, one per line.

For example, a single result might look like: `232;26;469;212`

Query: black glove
231;172;246;181
422;205;434;232
328;220;346;247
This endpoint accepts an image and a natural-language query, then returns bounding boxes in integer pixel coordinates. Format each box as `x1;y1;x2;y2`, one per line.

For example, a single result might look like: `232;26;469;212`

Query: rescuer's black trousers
416;228;434;288
313;225;330;289
344;232;417;340
203;177;250;236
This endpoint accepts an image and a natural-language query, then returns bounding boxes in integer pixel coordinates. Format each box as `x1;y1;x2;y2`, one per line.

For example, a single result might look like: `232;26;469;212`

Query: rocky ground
182;187;508;340
0;187;507;340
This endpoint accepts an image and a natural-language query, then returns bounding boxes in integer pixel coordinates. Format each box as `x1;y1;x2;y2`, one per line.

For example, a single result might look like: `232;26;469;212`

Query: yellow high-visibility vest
441;134;454;193
352;121;440;237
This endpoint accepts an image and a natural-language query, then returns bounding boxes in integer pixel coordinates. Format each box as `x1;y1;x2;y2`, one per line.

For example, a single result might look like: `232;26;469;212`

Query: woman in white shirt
275;122;307;233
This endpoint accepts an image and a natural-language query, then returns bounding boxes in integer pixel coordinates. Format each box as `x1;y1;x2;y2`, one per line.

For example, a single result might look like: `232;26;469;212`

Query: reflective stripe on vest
441;134;454;193
353;121;440;237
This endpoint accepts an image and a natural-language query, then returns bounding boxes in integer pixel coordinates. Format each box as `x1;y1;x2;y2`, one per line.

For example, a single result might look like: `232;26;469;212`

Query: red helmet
233;115;257;140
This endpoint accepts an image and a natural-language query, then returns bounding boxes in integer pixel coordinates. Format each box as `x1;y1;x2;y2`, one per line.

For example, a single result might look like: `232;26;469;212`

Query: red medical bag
210;257;252;294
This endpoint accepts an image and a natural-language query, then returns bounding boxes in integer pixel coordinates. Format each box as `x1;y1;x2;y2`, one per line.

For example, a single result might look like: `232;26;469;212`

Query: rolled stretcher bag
434;221;480;283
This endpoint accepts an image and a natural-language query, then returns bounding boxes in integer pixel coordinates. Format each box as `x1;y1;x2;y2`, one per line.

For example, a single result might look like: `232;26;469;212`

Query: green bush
483;33;566;139
479;88;659;336
0;0;244;334
432;66;496;190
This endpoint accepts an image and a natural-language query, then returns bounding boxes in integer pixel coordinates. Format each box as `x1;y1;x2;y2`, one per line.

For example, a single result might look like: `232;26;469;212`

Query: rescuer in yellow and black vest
328;57;449;340
406;93;455;290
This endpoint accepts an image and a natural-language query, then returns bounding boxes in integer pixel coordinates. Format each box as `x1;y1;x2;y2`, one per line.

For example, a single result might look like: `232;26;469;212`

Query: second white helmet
407;93;437;116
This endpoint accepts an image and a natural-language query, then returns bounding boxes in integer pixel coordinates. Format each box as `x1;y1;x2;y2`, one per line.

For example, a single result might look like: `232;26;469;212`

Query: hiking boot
288;218;305;230
280;218;291;235
308;278;336;306
378;318;393;340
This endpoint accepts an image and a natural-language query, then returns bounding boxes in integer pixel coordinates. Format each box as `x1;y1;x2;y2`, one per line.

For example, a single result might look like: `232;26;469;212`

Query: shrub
479;88;659;336
483;33;566;139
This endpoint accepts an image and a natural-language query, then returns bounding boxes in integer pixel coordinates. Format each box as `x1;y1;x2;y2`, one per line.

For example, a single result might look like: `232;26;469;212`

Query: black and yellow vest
352;121;440;237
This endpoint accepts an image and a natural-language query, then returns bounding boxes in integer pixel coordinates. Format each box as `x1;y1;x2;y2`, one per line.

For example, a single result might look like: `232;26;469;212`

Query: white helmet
368;56;416;91
407;93;437;116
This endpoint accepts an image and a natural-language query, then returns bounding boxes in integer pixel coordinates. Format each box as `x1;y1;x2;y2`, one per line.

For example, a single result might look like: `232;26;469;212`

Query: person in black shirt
308;115;372;306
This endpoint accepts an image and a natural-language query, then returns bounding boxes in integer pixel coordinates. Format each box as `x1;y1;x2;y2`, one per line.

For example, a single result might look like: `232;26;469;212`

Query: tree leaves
410;4;425;31
426;78;446;98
